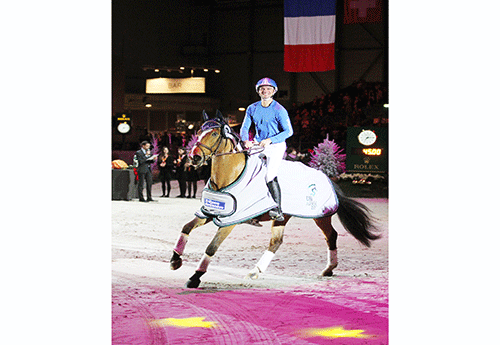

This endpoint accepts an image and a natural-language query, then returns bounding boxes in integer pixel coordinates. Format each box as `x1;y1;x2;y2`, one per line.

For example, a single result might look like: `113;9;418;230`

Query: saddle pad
195;154;338;227
279;160;338;218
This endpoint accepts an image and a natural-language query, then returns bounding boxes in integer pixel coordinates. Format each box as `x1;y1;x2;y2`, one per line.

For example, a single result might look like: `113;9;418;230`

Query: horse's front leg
246;215;291;280
170;216;211;270
185;224;236;288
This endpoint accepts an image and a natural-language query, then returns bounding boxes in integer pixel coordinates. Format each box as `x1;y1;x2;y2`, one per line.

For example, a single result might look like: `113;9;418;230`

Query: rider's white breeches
262;141;286;182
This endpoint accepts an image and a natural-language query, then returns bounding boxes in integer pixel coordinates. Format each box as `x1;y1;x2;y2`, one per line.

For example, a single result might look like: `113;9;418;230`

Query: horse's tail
332;182;381;247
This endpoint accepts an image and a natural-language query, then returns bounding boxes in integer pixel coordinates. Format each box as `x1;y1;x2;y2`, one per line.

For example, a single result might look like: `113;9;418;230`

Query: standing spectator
175;147;188;198
158;146;175;197
185;160;200;198
135;141;157;202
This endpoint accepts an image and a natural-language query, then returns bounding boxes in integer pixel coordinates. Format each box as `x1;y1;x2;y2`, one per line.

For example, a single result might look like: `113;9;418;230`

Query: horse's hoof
321;263;338;276
245;267;260;280
170;258;182;270
185;271;205;288
185;277;201;288
170;253;182;270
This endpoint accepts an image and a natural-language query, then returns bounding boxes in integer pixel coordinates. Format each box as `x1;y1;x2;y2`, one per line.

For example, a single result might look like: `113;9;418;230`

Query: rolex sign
345;127;388;174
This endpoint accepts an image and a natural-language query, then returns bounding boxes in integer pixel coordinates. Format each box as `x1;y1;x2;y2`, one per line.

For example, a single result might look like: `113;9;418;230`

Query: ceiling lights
143;65;221;74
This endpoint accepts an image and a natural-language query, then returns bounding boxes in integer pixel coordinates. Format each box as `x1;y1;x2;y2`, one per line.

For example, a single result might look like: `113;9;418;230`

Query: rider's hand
258;138;272;147
244;140;255;149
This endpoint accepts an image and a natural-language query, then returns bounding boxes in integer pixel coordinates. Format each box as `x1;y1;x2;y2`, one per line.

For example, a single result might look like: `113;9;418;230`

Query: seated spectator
284;147;301;161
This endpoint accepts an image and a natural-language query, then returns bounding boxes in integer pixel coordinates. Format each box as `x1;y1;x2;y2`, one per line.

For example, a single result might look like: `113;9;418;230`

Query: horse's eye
211;132;218;136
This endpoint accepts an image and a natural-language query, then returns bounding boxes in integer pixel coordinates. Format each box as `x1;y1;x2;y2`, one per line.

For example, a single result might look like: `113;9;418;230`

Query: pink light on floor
149;316;217;328
113;281;388;345
296;325;374;339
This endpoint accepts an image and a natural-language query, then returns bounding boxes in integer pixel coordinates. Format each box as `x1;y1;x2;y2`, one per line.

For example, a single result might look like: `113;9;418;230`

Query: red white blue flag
284;0;336;72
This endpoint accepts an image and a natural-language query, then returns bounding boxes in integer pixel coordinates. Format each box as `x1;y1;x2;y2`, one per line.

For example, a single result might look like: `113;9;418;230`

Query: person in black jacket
185;159;200;198
158;146;175;197
175;147;188;198
135;141;157;202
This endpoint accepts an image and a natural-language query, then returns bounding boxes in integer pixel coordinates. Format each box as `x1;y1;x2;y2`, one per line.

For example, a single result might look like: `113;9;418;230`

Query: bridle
193;119;264;166
194;128;226;163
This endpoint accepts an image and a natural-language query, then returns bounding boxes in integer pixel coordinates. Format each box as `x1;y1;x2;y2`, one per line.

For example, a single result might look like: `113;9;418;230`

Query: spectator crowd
287;80;388;152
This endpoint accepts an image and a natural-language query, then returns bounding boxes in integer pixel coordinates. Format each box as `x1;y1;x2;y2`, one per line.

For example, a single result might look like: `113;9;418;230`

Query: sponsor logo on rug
204;198;225;210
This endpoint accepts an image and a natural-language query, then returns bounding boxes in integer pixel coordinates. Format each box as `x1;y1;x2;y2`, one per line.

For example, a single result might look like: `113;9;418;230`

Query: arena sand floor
112;181;388;344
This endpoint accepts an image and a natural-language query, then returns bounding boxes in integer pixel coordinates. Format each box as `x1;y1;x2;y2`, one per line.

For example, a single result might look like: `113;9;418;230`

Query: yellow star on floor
300;326;371;339
149;317;217;329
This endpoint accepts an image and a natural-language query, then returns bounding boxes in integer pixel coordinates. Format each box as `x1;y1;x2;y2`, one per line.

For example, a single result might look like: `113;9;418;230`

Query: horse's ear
215;109;224;121
222;124;232;138
202;109;209;122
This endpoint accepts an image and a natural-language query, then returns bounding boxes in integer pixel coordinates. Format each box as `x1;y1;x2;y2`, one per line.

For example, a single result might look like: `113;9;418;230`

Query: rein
214;145;264;157
194;122;265;170
197;134;264;158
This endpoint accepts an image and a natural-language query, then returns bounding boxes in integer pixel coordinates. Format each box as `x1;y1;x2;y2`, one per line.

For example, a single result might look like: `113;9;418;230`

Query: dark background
112;0;387;118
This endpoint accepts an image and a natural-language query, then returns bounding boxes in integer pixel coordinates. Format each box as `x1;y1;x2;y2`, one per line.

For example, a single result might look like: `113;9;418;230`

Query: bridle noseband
194;128;226;162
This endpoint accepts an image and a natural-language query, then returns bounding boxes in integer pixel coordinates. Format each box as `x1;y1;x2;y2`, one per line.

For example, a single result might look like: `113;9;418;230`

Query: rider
240;77;293;221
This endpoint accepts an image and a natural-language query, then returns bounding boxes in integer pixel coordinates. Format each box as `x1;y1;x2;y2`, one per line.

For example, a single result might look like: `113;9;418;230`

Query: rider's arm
268;107;293;144
240;107;253;142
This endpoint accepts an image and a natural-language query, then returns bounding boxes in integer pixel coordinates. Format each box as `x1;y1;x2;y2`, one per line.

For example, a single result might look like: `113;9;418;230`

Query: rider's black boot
266;177;285;222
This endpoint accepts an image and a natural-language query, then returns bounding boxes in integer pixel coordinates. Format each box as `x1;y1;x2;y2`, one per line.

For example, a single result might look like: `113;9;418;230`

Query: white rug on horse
195;154;338;227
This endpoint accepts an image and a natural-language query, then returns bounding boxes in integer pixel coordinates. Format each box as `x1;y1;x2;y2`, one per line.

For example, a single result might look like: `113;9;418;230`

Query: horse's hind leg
170;216;210;270
185;224;236;288
314;216;339;276
246;215;291;280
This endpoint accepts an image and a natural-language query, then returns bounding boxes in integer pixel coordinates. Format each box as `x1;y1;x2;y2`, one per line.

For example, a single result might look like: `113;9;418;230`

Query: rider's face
258;86;276;99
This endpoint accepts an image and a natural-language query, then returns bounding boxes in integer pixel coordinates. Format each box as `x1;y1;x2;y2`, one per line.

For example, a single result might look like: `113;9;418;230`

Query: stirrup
269;208;284;221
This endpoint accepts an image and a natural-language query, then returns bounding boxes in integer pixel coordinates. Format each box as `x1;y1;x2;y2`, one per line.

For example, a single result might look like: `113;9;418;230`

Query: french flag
284;0;336;72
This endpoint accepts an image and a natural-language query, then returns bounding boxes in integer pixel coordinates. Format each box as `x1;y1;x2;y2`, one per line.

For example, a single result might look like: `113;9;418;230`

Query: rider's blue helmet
255;77;278;93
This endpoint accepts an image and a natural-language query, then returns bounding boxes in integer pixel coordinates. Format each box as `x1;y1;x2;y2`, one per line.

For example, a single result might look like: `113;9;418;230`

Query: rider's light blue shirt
240;100;293;144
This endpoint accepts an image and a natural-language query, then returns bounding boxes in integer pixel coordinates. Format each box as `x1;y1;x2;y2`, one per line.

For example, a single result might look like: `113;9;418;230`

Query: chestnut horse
170;111;380;288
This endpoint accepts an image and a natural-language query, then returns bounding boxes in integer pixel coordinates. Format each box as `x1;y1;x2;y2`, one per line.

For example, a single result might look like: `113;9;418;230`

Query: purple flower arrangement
308;135;346;179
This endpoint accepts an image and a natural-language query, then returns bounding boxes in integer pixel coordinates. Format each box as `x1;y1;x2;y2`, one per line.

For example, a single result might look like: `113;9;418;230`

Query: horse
170;110;380;288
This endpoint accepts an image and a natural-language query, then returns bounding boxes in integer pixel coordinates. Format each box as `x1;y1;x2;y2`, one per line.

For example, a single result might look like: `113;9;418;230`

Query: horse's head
189;110;240;168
